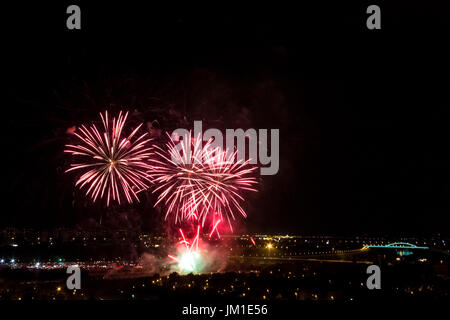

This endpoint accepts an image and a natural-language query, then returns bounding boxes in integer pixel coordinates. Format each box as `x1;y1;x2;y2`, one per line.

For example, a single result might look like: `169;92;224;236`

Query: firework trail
150;132;258;231
168;226;202;273
65;110;154;206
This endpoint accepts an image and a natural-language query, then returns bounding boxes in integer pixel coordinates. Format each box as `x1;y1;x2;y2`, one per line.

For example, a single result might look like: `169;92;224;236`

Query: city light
0;230;447;301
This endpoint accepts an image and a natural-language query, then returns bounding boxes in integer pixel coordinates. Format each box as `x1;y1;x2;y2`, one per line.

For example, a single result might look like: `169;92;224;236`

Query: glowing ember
179;251;201;273
168;227;203;273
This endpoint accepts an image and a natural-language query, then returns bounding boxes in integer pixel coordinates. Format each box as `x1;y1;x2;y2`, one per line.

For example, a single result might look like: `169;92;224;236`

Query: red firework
150;132;258;231
168;226;202;273
64;110;153;206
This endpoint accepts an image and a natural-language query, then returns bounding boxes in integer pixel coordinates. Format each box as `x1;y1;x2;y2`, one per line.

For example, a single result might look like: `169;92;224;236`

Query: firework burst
65;110;153;206
168;226;202;273
151;132;258;230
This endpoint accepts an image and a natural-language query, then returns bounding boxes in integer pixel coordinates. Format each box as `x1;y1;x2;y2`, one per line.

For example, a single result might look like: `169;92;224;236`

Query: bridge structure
363;242;429;250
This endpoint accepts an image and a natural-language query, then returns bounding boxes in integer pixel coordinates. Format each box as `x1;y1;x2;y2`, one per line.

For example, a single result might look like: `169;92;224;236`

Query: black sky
3;1;450;236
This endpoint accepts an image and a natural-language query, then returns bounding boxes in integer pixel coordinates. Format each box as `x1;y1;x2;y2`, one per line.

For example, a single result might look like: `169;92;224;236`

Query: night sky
3;1;450;236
